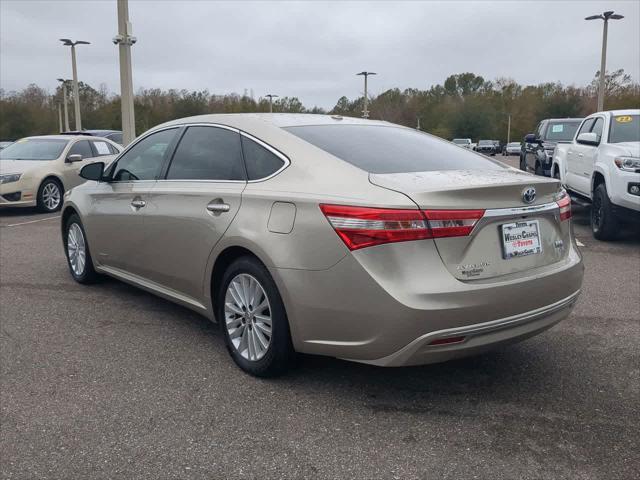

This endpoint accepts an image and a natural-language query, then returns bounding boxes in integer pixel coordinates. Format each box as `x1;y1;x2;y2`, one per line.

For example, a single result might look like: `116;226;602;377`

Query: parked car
476;139;496;155
61;130;123;145
493;140;502;154
61;114;583;376
0;141;14;150
0;135;122;212
521;118;583;176
503;142;522;156
552;109;639;240
451;138;473;149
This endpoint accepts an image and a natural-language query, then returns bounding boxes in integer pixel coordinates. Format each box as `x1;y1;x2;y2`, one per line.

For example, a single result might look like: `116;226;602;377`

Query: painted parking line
1;215;60;228
576;239;585;247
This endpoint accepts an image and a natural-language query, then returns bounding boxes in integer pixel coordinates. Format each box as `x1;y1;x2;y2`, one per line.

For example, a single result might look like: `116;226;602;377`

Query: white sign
94;141;110;155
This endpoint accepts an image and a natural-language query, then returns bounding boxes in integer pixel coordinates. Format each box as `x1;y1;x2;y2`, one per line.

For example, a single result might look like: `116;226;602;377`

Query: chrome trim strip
483;201;559;218
239;131;291;183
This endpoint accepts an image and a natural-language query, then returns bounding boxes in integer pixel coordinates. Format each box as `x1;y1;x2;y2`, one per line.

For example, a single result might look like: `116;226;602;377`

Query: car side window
536;121;546;139
111;128;178;182
165;126;245;181
68;140;93;159
591;117;604;142
90;140;114;157
241;135;286;180
576;119;594;138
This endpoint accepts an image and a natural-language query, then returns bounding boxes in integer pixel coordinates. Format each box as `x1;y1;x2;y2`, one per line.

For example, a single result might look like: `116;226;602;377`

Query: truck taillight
319;205;485;250
556;194;572;221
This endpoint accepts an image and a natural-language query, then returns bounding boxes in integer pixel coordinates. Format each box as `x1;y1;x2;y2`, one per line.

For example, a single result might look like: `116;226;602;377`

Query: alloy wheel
42;182;61;211
67;223;86;276
592;194;603;230
224;273;272;361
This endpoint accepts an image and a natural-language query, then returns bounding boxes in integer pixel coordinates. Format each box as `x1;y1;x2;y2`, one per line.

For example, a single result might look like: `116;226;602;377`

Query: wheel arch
591;168;609;198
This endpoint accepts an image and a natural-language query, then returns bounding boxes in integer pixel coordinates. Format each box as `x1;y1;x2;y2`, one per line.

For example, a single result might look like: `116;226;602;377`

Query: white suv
552;109;639;240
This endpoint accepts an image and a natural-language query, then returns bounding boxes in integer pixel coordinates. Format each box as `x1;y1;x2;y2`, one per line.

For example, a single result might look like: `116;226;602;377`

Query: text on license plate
501;220;542;259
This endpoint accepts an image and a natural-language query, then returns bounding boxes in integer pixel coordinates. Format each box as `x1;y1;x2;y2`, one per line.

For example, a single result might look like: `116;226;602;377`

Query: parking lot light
356;71;376;119
59;39;90;131
265;94;279;113
114;0;137;146
585;11;624;111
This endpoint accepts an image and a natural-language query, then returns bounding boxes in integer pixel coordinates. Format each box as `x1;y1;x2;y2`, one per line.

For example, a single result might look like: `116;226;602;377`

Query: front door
83;128;181;276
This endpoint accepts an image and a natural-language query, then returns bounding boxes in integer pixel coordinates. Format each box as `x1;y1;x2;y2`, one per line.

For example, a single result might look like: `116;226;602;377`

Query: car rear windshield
284;125;501;173
0;138;68;161
609;114;639;143
543;121;581;141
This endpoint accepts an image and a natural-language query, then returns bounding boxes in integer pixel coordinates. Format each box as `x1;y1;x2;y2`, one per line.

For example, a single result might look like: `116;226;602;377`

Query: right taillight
319;204;485;250
556;194;572;221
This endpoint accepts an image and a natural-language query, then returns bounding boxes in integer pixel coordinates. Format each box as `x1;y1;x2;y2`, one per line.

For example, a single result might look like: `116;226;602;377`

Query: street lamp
356;71;376;118
585;10;624;111
56;78;70;132
59;38;90;131
265;94;278;113
113;0;137;145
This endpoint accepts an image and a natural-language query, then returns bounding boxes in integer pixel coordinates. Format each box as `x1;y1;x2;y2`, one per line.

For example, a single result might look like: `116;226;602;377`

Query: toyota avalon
60;114;584;376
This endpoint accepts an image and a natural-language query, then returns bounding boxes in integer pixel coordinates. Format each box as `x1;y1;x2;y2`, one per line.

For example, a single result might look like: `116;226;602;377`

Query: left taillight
319;204;430;250
319;204;485;251
556;194;572;221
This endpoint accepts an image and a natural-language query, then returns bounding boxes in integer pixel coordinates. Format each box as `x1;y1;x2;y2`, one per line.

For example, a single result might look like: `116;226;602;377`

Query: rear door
84;128;180;276
143;125;246;301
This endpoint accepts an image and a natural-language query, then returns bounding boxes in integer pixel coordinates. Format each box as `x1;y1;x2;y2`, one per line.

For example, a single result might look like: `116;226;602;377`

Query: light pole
59;39;90;131
113;0;137;145
265;94;278;113
56;78;70;132
57;103;63;133
356;71;376;118
507;113;511;144
585;10;624;111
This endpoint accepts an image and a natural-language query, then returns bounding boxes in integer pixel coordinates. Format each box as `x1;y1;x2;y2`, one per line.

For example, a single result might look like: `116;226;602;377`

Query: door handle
131;199;146;209
207;201;230;213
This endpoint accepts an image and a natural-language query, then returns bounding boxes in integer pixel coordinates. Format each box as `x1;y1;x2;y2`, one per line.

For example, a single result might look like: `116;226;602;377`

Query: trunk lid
370;169;570;281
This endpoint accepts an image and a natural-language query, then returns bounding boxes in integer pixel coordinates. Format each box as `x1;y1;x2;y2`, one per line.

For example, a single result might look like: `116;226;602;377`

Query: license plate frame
500;220;543;260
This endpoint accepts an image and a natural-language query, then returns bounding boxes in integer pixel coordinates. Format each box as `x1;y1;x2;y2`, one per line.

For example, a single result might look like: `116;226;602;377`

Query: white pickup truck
552;109;639;240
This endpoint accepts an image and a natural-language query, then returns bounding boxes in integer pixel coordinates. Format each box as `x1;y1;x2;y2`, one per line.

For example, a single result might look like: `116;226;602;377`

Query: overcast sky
1;0;639;109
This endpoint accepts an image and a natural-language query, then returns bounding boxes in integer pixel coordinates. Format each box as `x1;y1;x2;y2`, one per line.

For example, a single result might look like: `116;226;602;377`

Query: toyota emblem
522;187;536;204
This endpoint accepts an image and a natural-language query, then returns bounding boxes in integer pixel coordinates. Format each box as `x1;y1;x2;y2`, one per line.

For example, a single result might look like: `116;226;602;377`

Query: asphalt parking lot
1;158;639;480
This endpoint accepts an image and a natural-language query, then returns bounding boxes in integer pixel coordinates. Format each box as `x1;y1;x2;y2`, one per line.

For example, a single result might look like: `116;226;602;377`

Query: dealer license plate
501;220;542;259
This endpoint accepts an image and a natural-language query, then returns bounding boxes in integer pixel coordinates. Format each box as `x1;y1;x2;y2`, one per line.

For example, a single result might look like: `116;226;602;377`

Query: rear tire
217;256;294;377
520;156;527;171
64;214;99;283
37;178;63;213
591;183;619;241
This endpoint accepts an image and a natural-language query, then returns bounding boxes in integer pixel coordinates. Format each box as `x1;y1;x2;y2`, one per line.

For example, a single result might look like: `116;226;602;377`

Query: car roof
590;109;639;116
544;118;583;122
20;135;118;142
157;113;392;130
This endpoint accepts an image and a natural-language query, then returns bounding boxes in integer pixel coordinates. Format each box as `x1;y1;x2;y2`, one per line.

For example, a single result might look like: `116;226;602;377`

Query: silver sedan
61;114;584;376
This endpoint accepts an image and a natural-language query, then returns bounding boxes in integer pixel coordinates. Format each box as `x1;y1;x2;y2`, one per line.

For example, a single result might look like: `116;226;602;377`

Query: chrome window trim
483;201;559;218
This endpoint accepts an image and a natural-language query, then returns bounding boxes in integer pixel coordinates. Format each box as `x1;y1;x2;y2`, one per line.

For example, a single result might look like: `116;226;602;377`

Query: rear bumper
350;290;579;366
273;237;584;365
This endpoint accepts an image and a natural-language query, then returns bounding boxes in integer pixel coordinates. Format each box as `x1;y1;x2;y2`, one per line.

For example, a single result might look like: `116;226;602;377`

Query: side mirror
66;154;83;163
79;162;105;181
576;132;599;146
524;133;538;143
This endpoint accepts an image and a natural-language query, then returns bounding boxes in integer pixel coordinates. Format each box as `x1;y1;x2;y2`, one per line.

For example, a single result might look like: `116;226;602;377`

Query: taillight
556;194;572;221
319;204;485;250
319;204;430;250
423;209;485;238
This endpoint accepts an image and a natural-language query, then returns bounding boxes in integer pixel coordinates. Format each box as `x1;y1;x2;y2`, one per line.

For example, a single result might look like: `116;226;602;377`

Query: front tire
591;183;619;241
520;156;527;171
64;214;99;283
37;178;63;212
217;256;294;377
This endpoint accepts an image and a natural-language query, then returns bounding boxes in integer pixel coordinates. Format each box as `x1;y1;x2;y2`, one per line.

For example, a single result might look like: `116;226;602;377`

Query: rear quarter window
284;125;502;173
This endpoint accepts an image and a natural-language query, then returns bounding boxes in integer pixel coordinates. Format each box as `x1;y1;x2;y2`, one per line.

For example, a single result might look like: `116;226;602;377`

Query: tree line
1;70;638;142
